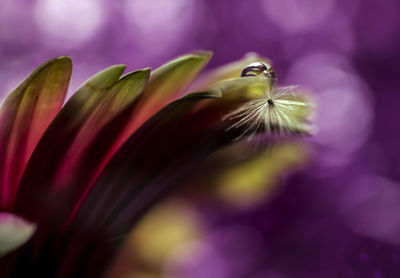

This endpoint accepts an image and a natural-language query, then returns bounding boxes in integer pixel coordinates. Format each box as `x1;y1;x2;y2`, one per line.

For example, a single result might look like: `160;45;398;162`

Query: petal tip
47;56;73;69
193;50;213;59
120;67;151;81
84;64;127;89
55;55;72;62
0;213;37;257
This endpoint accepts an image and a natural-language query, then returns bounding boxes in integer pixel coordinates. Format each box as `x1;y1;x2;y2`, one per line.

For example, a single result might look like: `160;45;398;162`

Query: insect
224;62;314;140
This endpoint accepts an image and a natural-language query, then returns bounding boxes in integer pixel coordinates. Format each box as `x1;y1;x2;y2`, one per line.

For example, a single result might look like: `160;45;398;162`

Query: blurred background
1;0;400;277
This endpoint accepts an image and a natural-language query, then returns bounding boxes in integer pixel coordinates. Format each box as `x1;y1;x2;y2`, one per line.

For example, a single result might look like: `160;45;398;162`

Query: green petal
0;57;72;209
73;91;218;234
14;65;128;221
61;53;214;216
146;51;213;101
47;76;287;271
114;51;212;149
72;77;269;237
54;69;151;184
0;212;36;257
57;64;126;128
54;69;151;225
190;52;273;91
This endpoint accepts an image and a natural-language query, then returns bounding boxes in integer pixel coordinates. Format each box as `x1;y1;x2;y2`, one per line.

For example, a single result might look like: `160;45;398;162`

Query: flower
0;52;313;277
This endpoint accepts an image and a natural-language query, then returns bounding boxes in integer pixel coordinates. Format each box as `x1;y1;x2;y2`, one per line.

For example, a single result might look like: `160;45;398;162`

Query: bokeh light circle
34;0;104;47
261;0;335;33
287;52;373;170
164;241;228;278
341;176;400;245
123;0;197;55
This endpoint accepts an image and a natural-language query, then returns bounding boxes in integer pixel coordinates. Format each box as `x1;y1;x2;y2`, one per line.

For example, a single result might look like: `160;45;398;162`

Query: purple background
1;0;400;277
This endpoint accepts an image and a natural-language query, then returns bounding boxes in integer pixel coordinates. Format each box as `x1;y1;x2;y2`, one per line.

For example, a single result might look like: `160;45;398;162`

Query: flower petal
54;69;151;189
189;52;272;91
73;77;268;236
0;212;36;257
0;57;72;209
51;69;150;225
53;54;212;225
49;78;277;276
112;51;212;151
16;53;211;226
15;65;127;220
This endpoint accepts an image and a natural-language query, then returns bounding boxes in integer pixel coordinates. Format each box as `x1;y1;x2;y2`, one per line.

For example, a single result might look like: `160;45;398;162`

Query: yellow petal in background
215;143;308;208
105;199;203;278
132;199;203;266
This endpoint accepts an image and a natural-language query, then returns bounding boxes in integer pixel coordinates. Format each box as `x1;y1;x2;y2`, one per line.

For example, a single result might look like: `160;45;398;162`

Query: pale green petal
0;212;36;257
